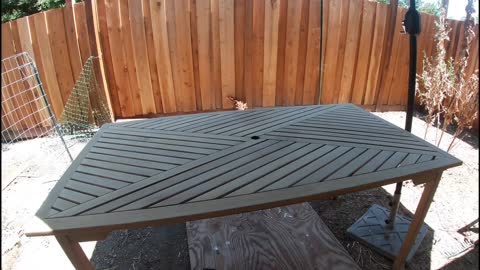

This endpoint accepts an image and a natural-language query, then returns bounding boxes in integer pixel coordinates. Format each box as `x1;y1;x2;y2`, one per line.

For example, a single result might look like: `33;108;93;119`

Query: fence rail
1;0;479;132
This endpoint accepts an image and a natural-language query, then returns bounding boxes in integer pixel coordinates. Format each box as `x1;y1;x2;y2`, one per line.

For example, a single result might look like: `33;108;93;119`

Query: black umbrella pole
387;33;418;229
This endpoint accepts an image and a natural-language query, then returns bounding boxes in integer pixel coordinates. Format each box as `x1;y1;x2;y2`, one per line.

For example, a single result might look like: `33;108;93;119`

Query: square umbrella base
347;204;428;263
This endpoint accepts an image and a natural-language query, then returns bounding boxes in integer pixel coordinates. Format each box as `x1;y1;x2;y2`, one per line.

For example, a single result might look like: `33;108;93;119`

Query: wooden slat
76;164;145;183
101;132;228;150
171;0;197;112
150;0;177;113
81;158;162;177
9;19;40;127
106;125;247;144
234;0;245;101
243;0;254;107
32;12;64;117
128;0;156;114
262;0;281;107
93;141;202;160
104;0;135;117
155;141;300;207
332;0;349;104
255;145;350;192
320;0;344;104
294;0;311;105
274;0;288;106
97;137;216;155
283;0;303;106
63;3;83;81
119;0;142;116
51;140;270;217
364;3;387;105
219;0;235;109
59;189;96;203
85;152;173;170
66;180;113;197
252;0;265;108
350;0;375;105
189;0;202;112
187;203;360;270
302;0;321;105
195;0;214;111
73;2;92;64
52;198;78;211
142;3;165;113
191;143;322;202
337;0;361;103
128;141;290;210
71;172;129;190
46;8;76;105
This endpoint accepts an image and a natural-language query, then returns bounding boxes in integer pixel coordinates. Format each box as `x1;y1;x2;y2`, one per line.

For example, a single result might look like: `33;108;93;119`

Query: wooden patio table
26;104;461;270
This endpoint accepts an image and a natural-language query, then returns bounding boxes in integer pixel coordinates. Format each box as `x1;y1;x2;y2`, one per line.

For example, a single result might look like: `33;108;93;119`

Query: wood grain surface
187;203;360;270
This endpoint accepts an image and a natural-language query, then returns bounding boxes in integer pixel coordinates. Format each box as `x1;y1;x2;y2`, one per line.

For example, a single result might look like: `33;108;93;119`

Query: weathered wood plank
262;0;281;107
219;0;235;109
302;0;321;105
187;203;360;270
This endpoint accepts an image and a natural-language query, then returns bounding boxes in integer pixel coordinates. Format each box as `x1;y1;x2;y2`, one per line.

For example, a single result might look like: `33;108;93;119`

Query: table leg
392;172;442;270
56;235;94;270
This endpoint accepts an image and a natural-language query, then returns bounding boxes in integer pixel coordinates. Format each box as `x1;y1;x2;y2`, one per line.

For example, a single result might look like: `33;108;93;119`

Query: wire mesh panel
1;52;75;190
59;56;112;137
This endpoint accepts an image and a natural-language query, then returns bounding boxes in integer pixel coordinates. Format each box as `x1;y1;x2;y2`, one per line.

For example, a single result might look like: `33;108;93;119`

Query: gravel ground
1;111;478;270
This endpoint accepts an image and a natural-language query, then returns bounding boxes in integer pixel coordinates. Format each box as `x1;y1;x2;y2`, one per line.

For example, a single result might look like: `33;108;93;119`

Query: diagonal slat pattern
38;104;460;231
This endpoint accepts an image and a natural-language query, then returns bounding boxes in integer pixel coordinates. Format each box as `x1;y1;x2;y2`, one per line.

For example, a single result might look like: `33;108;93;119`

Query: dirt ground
1;111;478;270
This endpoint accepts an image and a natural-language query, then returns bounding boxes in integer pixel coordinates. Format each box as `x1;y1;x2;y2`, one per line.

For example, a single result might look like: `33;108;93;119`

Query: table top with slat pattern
30;104;461;236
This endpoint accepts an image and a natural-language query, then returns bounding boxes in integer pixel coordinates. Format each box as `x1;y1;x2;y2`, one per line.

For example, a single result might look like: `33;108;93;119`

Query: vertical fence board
263;0;281;107
143;0;163;114
338;0;361;103
210;0;223;109
350;0;375;105
274;0;288;106
195;0;214;110
63;3;83;80
32;13;64;117
15;17;44;126
251;0;265;107
388;8;409;106
96;0;121;117
219;0;235;109
243;0;254;107
234;0;245;101
364;3;387;105
46;9;76;105
320;0;343;104
302;0;321;105
104;0;135;117
294;0;310;105
171;0;197;112
283;0;303;106
189;0;203;111
332;0;349;104
119;0;143;115
128;0;156;114
73;2;92;64
150;0;177;113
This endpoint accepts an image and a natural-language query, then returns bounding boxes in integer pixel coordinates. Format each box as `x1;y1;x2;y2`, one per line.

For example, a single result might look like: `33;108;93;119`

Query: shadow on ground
90;224;190;270
86;186;478;270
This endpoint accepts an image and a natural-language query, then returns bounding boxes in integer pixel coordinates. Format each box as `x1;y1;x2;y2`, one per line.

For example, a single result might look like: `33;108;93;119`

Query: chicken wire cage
1;52;111;189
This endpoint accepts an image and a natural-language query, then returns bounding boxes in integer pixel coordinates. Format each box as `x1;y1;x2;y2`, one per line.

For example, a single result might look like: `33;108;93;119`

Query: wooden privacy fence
1;0;478;124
